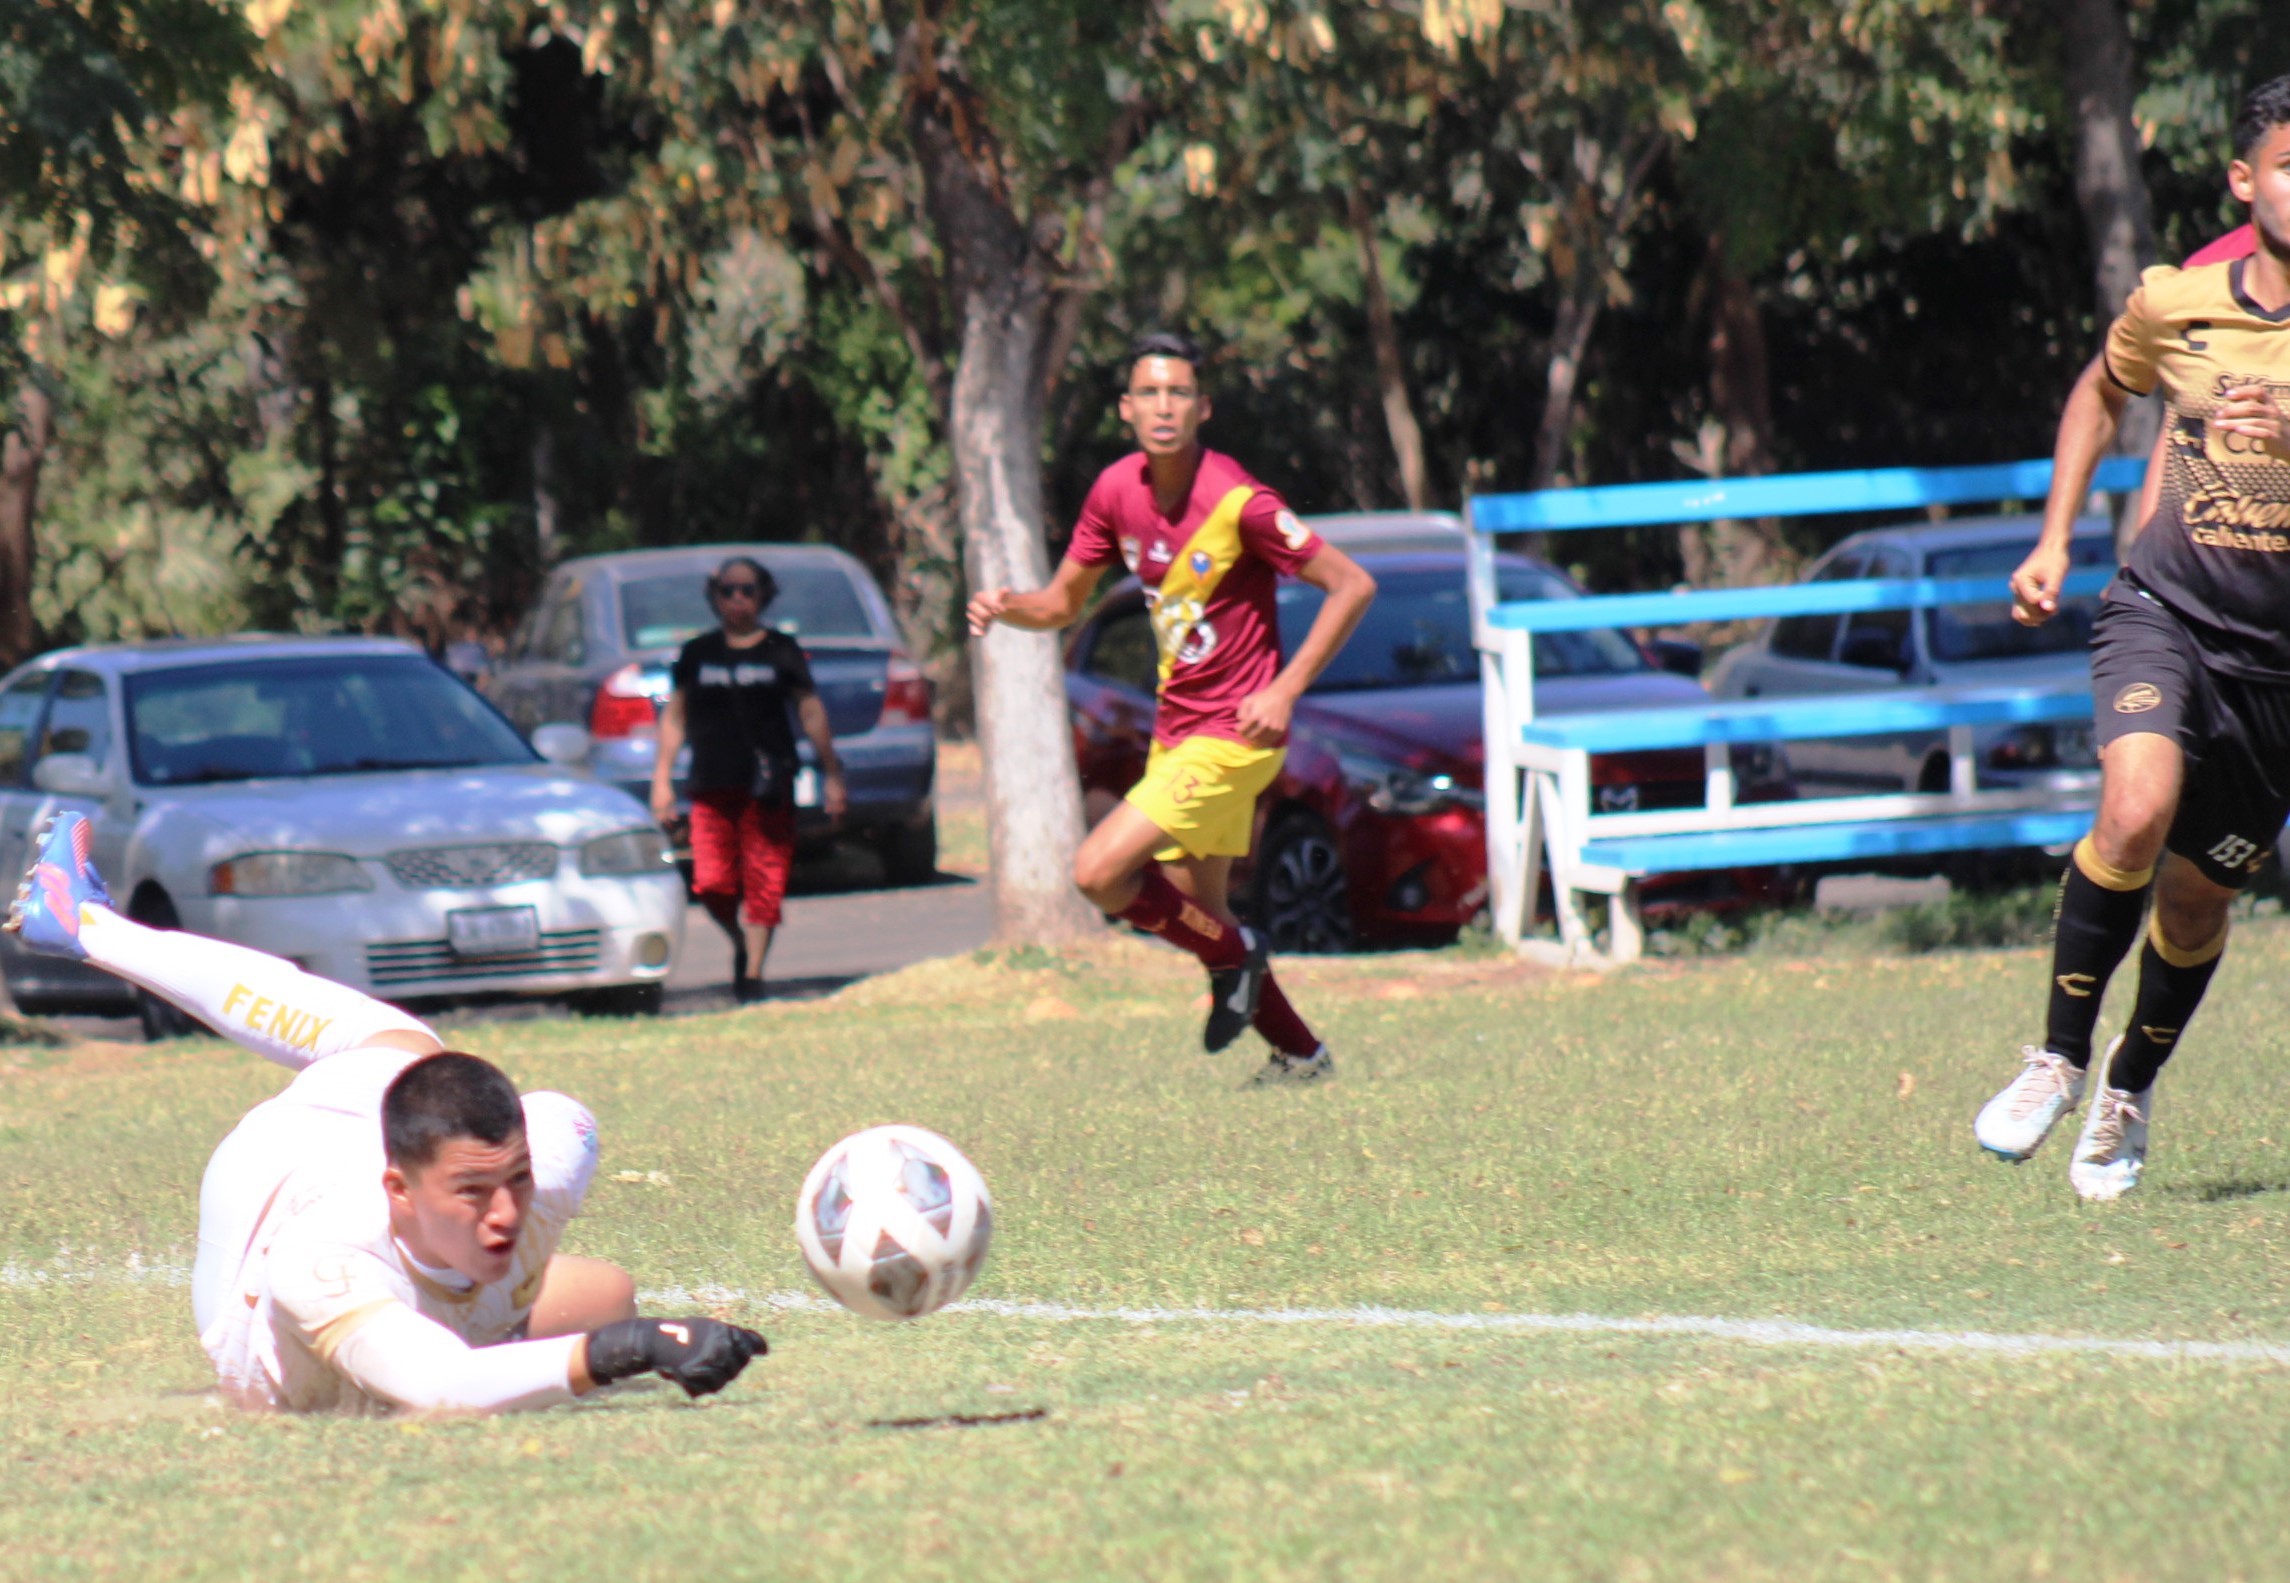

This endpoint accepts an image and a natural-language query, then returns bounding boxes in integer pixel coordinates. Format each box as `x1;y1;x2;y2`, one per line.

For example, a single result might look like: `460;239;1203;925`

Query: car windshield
125;656;536;786
620;563;876;650
1279;565;1646;692
1924;537;2115;663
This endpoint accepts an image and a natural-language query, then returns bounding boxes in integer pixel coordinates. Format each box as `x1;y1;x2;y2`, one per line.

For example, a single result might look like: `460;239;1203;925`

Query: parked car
487;544;939;884
1302;510;1472;554
0;637;685;1035
1706;515;2116;797
1064;543;1748;951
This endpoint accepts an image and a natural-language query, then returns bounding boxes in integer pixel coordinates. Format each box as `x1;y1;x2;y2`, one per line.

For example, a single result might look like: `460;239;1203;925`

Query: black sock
2104;918;2227;1094
2043;837;2153;1067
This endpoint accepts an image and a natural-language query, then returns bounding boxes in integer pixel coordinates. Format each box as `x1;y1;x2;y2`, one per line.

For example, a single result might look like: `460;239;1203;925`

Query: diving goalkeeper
6;812;766;1414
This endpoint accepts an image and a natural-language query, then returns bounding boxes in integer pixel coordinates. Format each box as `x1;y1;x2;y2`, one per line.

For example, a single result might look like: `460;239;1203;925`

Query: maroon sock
1115;866;1246;969
1253;970;1319;1056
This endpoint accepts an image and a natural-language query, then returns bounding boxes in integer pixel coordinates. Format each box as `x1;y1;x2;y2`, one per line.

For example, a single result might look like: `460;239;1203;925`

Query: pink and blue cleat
6;813;112;959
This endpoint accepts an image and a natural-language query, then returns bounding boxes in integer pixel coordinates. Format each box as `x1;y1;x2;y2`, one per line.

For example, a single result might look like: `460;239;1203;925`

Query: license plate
447;906;540;958
794;765;820;808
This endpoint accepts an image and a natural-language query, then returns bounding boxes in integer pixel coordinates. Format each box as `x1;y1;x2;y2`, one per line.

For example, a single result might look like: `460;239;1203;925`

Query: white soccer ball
794;1124;993;1320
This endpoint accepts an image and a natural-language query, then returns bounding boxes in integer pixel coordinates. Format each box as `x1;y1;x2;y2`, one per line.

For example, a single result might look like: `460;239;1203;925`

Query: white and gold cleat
1974;1045;2087;1162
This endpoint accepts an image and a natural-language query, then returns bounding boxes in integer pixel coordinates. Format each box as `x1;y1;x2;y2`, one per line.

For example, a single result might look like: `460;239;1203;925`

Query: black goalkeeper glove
584;1317;768;1397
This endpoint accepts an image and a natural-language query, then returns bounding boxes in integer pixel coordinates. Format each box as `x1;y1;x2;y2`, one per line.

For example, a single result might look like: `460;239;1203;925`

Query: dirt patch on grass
826;930;1572;1015
0;1036;219;1084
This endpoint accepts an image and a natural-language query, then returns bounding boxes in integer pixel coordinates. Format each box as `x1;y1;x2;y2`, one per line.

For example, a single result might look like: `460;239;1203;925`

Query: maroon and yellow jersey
2106;258;2290;679
1065;448;1325;747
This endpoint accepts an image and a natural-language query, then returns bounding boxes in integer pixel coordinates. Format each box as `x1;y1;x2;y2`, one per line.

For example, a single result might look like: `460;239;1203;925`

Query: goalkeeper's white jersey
195;1046;599;1414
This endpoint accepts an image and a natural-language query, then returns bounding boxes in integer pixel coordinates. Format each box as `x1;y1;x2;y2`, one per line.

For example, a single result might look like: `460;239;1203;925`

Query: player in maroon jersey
969;333;1377;1082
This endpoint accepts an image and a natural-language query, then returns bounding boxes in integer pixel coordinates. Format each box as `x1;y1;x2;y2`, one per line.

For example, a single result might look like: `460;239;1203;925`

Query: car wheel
1252;814;1356;954
128;887;209;1042
875;819;938;887
573;982;664;1018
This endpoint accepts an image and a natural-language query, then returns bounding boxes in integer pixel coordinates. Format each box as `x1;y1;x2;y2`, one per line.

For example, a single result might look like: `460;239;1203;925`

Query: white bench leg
1534;773;1599;964
1510;774;1543;946
1487;762;1528;947
1608;884;1645;964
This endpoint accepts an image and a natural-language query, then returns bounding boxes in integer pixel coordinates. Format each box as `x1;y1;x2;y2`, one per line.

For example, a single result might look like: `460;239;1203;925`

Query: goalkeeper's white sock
77;907;436;1071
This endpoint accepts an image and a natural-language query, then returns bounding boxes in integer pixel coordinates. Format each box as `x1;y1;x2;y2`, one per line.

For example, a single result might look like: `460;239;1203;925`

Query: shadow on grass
2160;1178;2290;1204
662;973;865;1014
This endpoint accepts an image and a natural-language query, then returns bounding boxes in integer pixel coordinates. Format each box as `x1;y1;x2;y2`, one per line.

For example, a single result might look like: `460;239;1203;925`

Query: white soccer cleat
1250;1043;1334;1086
1973;1046;2087;1162
2070;1074;2153;1203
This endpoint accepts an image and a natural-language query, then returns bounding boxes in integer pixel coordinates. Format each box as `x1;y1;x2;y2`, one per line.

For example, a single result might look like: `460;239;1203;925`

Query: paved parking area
664;874;992;1008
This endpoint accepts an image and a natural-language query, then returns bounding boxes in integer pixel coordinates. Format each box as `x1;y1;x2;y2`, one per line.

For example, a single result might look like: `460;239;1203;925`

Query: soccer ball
794;1125;993;1320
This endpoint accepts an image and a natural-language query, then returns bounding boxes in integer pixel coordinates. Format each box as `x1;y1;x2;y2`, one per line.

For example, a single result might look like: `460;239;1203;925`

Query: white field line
12;1260;2289;1369
640;1285;2290;1369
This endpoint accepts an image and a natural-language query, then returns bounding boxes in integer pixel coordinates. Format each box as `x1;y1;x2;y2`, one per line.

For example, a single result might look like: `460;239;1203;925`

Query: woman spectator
651;557;846;1002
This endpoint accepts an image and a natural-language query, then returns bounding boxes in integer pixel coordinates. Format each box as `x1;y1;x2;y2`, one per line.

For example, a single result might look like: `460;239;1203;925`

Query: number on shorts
2207;833;2260;872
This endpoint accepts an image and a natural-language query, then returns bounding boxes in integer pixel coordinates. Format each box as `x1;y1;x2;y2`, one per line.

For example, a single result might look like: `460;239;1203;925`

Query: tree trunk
1348;187;1429;509
0;381;53;666
532;428;563;567
886;477;974;738
1528;135;1665;492
1530;260;1601;492
1688;233;1791;588
2061;0;2160;471
913;111;1100;945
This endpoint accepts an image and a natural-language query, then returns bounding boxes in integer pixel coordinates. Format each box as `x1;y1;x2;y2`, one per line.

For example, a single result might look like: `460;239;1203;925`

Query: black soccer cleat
1203;928;1269;1053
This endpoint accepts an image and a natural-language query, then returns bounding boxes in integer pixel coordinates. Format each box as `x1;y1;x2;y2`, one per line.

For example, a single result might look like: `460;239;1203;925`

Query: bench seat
1516;684;2092;754
1578;808;2094;876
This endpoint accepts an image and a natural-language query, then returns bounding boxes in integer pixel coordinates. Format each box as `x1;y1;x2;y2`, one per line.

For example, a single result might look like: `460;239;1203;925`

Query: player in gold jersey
1974;77;2290;1200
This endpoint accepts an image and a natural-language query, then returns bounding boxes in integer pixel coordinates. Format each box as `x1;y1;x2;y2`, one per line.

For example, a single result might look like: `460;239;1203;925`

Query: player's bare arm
966;556;1108;636
795;690;848;821
650;688;689;827
1233;544;1377;746
2013;353;2129;626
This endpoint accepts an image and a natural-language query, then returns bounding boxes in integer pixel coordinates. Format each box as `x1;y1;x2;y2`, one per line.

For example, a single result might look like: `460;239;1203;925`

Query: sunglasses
712;582;764;600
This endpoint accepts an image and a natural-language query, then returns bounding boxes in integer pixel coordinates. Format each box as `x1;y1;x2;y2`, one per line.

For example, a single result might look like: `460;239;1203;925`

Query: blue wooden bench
1466;458;2143;966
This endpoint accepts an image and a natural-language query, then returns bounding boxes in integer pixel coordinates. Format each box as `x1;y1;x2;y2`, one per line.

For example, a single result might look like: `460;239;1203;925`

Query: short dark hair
2234;74;2290;160
1125;331;1205;386
383;1052;526;1170
708;556;777;611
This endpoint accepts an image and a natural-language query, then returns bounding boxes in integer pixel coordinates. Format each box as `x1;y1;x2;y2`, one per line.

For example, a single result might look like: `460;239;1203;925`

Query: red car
1063;547;1738;951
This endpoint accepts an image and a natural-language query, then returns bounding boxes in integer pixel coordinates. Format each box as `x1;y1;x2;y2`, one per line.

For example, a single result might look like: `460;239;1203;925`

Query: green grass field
6;921;2290;1581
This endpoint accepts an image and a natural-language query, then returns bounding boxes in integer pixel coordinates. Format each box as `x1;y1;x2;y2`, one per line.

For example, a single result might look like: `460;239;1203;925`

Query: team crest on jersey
1147;541;1173;564
1275;509;1311;551
1189;550;1213;576
2113;682;2163;714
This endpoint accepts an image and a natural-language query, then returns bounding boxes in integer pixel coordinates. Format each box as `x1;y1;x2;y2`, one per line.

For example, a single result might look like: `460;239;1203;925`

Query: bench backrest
1468;456;2143;648
1468;455;2146;535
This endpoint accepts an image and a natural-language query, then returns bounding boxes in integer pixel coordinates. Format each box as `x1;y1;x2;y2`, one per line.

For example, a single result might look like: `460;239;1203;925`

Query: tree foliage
3;0;2278;647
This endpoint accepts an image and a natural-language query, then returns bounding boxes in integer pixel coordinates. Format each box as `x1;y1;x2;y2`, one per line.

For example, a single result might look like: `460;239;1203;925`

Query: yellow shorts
1125;736;1286;862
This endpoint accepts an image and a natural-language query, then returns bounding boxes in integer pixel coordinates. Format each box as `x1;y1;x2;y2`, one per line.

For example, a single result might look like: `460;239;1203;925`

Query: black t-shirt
670;628;815;794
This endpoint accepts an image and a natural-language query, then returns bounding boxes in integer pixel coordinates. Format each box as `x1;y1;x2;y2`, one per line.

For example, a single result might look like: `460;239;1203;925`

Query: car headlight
210;852;374;896
1337;750;1481;815
580;827;674;877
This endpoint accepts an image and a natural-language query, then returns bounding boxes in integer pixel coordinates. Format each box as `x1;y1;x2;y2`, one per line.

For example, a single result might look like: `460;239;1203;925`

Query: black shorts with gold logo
2089;578;2290;888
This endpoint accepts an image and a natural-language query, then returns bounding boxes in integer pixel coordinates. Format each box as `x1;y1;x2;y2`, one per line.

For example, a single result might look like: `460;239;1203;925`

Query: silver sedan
0;636;685;1036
